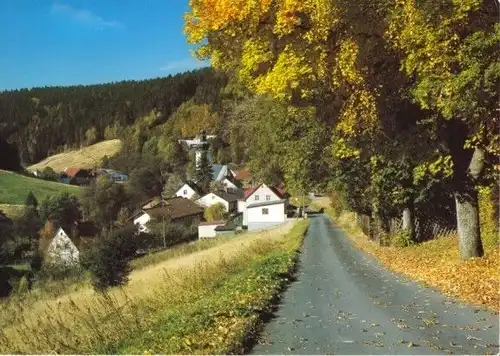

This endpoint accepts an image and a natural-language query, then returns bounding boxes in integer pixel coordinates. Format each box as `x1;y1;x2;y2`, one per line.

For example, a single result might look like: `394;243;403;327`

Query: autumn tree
204;203;228;222
195;146;213;193
386;0;499;258
184;0;424;239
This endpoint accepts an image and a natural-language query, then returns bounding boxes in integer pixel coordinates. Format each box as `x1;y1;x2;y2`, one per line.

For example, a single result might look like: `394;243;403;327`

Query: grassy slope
0;221;308;354
0;170;83;205
28;139;122;172
312;197;500;310
0;204;25;219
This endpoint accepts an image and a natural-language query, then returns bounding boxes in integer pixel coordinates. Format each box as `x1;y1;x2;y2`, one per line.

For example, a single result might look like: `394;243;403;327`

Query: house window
262;208;269;215
183;190;187;196
255;195;260;201
266;195;271;201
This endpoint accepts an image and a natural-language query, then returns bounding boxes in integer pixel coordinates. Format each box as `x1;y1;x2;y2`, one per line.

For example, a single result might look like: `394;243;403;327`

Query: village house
234;168;258;188
41;222;99;267
64;167;94;186
240;183;289;231
133;196;204;233
95;168;129;182
175;181;202;199
44;227;80;266
196;191;239;213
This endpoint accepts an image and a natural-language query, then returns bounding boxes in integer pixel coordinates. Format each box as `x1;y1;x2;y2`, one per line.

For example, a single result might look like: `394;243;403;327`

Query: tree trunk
455;186;484;259
454;146;485;259
402;203;416;242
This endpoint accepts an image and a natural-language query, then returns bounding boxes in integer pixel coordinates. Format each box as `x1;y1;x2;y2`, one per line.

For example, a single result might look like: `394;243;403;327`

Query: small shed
198;221;226;239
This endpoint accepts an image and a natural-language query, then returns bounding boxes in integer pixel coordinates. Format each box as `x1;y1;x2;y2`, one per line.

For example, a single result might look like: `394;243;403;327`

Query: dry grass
28;139;122;172
0;221;298;354
0;204;24;219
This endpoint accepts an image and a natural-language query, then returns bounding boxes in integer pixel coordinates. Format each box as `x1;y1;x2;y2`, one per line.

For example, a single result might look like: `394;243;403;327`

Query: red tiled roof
243;187;259;200
65;167;81;177
271;187;287;199
235;169;251;181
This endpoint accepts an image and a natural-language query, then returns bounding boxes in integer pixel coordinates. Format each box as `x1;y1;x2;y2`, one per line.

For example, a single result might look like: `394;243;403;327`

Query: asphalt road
251;214;499;355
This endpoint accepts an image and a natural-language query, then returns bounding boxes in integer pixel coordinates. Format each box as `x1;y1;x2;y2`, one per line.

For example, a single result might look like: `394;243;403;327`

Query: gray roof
213;191;239;202
212;164;230;181
246;199;288;209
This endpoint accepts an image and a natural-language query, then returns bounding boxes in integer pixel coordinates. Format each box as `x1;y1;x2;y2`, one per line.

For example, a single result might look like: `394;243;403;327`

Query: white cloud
51;3;124;29
160;58;208;72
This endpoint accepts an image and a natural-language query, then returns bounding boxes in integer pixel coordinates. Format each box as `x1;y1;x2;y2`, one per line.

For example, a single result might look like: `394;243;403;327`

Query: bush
204;203;228;222
391;230;416;248
82;227;138;291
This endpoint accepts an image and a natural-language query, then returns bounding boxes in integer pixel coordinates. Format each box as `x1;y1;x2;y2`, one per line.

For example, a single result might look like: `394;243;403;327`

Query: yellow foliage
185;0;381;139
332;39;364;87
479;185;499;249
336;89;379;136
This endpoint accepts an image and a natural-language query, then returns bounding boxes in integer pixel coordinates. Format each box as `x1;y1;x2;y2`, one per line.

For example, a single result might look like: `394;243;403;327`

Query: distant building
44;228;80;267
234;168;258;188
175;181;202;200
133;197;204;233
179;131;215;167
64;167;93;186
196;191;239;213
95;168;129;182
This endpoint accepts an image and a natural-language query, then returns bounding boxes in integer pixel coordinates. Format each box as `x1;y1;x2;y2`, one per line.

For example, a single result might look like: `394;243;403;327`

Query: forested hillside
0;68;227;165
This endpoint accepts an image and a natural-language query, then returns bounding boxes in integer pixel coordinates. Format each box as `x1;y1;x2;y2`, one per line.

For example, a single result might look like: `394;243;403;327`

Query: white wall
238;200;246;214
222;178;239;194
175;184;197;199
243;184;282;226
134;213;151;233
246;185;281;204
247;202;286;225
196;193;230;211
46;228;79;266
198;224;224;238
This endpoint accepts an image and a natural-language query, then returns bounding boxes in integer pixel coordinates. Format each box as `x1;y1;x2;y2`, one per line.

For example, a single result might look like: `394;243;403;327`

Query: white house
221;178;241;195
175;182;200;199
198;221;226;238
246;199;288;231
45;228;80;266
196;191;238;212
241;183;287;226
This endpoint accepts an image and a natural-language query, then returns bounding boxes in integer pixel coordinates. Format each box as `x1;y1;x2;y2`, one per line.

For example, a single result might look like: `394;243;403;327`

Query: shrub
16;276;30;295
391;230;416;248
82;227;138;291
204;203;228;222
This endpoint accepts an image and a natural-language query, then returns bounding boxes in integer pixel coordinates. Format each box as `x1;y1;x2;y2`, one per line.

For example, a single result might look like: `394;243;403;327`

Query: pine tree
25;191;38;209
195;147;213;194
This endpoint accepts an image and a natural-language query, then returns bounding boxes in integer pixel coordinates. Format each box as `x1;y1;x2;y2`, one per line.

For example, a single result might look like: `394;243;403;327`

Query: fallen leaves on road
335;212;500;311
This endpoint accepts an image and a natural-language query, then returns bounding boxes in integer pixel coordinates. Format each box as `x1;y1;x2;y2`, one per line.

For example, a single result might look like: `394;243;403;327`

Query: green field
0;170;83;205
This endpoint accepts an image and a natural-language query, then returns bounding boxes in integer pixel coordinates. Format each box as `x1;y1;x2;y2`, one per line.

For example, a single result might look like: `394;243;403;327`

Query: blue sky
0;1;207;90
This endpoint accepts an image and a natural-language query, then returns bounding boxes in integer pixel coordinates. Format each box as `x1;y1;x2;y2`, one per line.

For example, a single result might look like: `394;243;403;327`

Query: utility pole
161;193;166;249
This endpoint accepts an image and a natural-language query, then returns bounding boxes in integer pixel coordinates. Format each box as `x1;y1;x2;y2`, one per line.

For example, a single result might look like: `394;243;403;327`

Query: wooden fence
355;213;456;242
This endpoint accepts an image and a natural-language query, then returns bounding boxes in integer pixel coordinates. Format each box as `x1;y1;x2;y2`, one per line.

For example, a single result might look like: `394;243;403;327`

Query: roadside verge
312;199;499;311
